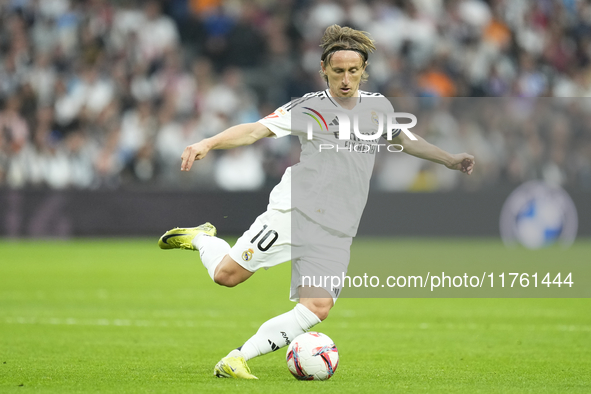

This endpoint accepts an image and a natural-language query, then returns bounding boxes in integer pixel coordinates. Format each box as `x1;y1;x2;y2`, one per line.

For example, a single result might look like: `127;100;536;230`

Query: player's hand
181;141;210;171
446;153;475;175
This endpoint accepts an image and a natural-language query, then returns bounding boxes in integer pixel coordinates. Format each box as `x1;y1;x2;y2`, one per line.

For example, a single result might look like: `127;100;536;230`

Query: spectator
137;0;180;63
0;0;589;192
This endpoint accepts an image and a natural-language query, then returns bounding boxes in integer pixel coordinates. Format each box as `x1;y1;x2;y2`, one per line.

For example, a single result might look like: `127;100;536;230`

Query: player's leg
214;297;324;379
158;209;288;287
214;287;334;379
237;287;331;360
298;286;335;321
191;234;255;287
215;210;317;379
215;281;337;379
211;254;253;287
158;222;232;282
163;228;255;286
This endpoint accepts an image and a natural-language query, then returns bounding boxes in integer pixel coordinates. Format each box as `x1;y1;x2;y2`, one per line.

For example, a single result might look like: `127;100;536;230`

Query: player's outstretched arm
389;131;475;175
181;122;274;171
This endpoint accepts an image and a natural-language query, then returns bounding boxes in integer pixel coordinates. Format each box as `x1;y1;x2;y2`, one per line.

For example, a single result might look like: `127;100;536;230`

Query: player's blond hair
319;25;376;83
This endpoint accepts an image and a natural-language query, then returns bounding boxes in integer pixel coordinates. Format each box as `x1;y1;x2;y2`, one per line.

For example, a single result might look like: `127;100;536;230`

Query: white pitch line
1;316;233;328
345;321;591;332
3;316;590;332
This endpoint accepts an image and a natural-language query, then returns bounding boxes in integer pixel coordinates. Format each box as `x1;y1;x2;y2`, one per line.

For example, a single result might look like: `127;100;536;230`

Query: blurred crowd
1;0;590;191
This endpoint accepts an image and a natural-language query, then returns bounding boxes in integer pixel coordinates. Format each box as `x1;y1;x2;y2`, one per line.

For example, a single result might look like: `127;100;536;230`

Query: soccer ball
500;181;578;250
514;196;564;249
286;332;339;381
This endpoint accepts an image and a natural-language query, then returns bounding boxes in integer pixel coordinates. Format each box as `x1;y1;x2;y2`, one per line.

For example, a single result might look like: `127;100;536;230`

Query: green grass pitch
1;238;590;393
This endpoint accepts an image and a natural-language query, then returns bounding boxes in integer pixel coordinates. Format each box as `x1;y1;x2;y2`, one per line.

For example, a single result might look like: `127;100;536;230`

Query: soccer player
158;25;475;379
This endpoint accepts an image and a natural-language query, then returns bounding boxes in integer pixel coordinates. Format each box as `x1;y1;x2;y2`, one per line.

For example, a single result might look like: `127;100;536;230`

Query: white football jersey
258;89;398;236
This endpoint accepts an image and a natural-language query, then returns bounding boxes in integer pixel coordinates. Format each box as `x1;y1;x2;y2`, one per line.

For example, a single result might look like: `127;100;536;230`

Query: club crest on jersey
242;248;254;261
371;111;379;125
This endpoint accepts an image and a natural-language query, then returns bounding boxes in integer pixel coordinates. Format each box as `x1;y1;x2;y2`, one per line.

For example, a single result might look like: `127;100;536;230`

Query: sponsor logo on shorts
242;248;254;261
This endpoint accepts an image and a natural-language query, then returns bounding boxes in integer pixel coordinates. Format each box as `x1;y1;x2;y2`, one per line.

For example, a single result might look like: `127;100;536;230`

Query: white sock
225;349;244;358
239;303;322;361
192;233;230;281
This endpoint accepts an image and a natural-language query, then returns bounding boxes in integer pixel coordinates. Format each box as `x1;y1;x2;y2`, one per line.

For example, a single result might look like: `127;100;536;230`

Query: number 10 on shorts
250;225;279;252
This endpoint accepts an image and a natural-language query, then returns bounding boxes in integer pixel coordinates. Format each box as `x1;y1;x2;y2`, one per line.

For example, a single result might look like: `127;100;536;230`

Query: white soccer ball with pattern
500;181;578;250
286;332;339;381
514;195;564;249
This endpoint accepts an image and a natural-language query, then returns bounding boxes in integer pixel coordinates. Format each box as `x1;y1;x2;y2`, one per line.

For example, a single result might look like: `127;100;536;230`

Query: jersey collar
324;89;362;110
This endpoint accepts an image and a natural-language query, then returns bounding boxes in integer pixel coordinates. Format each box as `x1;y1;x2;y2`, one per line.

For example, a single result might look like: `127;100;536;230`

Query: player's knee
302;300;333;321
213;270;240;287
213;257;253;287
314;307;331;321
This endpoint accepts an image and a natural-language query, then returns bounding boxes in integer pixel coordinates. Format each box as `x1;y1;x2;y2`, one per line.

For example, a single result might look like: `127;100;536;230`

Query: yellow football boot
214;350;258;380
157;223;217;250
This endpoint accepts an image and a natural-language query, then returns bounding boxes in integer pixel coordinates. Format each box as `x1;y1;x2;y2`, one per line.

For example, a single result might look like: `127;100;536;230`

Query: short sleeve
258;105;292;138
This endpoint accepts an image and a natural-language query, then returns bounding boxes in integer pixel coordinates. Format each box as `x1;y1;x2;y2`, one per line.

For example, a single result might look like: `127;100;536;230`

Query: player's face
321;51;366;98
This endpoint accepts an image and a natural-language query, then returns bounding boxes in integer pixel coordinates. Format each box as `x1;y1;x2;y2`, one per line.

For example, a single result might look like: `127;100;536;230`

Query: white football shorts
228;208;352;302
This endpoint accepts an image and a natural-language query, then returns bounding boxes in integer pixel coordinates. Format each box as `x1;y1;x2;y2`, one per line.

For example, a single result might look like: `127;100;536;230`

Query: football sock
226;349;244;358
239;303;321;360
192;233;230;281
